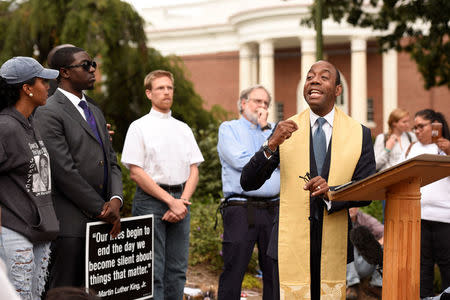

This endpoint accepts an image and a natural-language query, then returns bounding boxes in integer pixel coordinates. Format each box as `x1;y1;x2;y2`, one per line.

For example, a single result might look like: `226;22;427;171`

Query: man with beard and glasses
217;85;279;300
241;61;376;300
35;46;123;288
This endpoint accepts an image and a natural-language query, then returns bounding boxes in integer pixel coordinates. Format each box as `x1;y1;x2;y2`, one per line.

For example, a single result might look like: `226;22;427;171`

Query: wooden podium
328;154;450;300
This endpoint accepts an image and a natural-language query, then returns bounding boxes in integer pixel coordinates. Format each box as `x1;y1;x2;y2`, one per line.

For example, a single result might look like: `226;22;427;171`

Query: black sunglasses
64;60;97;71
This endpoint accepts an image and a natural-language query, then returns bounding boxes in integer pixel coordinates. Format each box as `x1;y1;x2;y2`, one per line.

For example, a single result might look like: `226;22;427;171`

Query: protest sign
86;215;153;299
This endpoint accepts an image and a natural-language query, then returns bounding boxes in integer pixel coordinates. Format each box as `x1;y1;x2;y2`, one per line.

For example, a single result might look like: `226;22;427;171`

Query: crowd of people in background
0;46;449;300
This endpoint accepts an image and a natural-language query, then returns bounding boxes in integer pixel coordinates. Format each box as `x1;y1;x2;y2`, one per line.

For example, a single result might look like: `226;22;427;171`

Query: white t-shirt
121;109;204;185
374;131;416;171
406;142;450;223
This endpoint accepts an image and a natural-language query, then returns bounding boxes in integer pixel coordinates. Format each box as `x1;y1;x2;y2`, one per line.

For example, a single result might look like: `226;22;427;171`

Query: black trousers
218;205;278;300
420;219;450;298
46;237;85;289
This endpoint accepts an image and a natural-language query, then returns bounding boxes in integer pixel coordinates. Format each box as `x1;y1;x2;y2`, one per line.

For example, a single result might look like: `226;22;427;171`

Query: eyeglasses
64;60;97;72
248;98;270;107
413;122;431;131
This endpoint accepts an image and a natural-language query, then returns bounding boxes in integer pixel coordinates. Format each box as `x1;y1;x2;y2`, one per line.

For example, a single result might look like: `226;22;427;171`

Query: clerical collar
310;106;335;128
149;108;171;119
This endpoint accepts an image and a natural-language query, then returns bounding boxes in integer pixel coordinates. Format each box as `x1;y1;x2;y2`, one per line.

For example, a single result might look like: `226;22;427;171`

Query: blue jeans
132;187;190;300
0;227;51;300
346;247;382;287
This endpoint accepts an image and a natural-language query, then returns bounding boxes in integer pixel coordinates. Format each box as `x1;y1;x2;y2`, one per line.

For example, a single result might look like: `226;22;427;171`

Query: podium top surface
328;154;450;201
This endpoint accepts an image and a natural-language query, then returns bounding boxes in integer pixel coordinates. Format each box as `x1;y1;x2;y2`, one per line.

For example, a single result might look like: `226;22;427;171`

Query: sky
125;0;207;9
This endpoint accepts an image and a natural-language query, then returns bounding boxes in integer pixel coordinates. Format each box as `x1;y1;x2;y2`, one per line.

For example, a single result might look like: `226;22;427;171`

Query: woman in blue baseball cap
0;56;60;299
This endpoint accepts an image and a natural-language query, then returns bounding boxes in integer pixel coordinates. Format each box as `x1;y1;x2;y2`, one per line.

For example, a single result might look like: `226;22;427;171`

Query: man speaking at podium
241;60;376;300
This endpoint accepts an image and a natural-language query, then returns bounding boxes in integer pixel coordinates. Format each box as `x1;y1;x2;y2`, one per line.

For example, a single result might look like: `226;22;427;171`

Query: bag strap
406;132;412;143
405;141;416;158
383;133;389;146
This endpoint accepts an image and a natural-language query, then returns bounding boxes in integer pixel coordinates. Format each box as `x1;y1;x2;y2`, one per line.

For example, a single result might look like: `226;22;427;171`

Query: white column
250;44;258;86
351;38;368;125
298;37;316;113
382;49;398;133
239;43;252;93
259;39;276;123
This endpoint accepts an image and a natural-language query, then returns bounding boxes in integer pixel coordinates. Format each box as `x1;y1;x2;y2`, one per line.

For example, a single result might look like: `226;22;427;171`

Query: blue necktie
313;117;327;175
79;100;108;197
78;100;103;145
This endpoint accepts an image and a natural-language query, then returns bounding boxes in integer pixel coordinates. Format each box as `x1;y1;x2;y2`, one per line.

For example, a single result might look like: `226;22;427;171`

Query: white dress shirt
58;88;89;120
310;106;335;149
121;109;204;185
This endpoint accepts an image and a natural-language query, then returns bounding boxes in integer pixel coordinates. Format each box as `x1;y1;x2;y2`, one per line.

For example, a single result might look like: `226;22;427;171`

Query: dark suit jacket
240;124;376;258
34;89;123;237
240;122;375;299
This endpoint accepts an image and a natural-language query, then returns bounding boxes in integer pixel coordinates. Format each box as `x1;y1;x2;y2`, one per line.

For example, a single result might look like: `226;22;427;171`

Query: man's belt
158;183;185;194
224;193;280;203
218;193;280;228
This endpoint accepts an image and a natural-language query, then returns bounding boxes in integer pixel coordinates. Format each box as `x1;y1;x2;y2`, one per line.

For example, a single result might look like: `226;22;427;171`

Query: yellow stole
278;107;362;299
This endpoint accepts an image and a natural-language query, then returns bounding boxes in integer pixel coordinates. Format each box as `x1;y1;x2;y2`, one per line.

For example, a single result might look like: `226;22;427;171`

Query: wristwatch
263;139;277;156
261;124;272;131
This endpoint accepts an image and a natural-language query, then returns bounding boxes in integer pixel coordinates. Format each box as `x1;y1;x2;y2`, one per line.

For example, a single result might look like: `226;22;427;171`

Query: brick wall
181;51;240;117
274;48;301;119
398;52;450;123
179;47;449;128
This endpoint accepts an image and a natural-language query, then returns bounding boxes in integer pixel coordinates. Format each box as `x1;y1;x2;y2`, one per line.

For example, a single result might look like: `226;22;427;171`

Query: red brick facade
180;47;449;137
398;52;450;125
182;51;239;114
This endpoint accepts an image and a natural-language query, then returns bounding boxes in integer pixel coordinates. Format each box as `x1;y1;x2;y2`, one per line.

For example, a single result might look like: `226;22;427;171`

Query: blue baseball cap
0;56;59;84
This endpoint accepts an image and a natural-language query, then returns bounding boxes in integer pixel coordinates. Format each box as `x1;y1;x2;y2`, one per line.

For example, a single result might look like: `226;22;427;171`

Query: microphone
350;225;383;267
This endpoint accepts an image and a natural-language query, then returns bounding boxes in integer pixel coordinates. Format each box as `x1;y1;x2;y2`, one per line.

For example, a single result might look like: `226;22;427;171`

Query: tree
302;0;450;89
0;0;217;148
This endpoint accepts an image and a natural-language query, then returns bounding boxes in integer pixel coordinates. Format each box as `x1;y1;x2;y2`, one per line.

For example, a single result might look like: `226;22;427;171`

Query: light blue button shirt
217;117;280;201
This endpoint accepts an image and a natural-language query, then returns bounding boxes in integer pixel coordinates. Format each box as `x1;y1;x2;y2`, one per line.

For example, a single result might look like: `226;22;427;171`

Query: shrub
189;202;224;270
117;153;136;218
192;122;223;205
360;200;383;223
189;202;260;280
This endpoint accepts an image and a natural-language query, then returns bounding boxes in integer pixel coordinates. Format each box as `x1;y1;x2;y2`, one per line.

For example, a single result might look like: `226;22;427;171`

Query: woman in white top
405;109;450;298
374;108;416;221
374;108;416;172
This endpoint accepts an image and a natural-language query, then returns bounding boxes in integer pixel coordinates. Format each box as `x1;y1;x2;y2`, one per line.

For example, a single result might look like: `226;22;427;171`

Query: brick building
132;0;449;136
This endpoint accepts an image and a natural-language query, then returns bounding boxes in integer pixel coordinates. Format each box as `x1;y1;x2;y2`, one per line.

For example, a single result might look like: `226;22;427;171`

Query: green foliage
0;0;254;279
188;202;260;278
302;0;450;89
360;200;383;223
242;273;262;290
116;154;136;218
189;202;224;270
192;122;223;204
0;0;217;151
434;264;442;294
